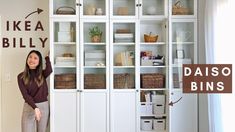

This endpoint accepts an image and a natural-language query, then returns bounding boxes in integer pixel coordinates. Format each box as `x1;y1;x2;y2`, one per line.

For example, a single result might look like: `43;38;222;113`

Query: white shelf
172;15;196;19
84;66;106;69
140;42;166;45
140;88;167;91
84;42;106;45
141;130;166;132
54;65;76;68
141;114;167;117
113;43;135;45
114;66;135;68
140;66;166;68
172;42;194;45
54;42;76;45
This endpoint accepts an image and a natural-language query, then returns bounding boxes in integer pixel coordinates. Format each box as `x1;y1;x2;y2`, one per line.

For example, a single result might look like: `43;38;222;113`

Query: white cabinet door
52;92;77;132
81;91;108;132
111;91;137;132
170;91;198;132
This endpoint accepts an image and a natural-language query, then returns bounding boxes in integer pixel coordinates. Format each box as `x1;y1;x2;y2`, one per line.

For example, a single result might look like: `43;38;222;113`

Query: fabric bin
153;119;165;130
141;119;153;131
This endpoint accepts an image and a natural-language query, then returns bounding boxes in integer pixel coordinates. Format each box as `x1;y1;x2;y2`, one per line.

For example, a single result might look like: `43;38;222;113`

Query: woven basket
84;74;106;89
56;6;76;15
144;32;158;42
172;1;190;15
55;73;76;89
114;73;135;89
141;73;165;88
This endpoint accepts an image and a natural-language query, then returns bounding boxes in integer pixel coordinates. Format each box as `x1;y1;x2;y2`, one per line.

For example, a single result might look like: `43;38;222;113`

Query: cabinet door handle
139;4;142;7
136;90;139;92
136;4;139;7
76;3;82;6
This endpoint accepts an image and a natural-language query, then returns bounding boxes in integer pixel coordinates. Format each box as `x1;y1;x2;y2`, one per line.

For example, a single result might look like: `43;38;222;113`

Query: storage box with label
153;119;165;130
58;31;72;42
151;94;165;104
140;103;153;115
153;104;165;115
141;119;153;131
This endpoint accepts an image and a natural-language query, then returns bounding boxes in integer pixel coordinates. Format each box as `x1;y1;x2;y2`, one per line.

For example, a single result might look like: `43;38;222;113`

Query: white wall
198;0;209;132
0;0;49;132
0;15;3;132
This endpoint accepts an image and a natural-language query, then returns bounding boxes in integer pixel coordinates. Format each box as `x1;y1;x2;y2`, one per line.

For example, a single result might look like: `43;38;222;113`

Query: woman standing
17;50;52;132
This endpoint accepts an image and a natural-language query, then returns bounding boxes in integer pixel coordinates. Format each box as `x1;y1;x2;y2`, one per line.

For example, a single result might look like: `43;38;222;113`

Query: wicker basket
55;73;76;89
141;73;165;88
114;73;135;89
144;32;158;42
84;74;106;89
172;1;190;15
56;6;76;15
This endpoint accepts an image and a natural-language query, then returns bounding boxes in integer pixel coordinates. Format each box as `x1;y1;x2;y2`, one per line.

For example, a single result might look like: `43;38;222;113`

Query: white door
170;91;198;132
111;91;137;132
52;92;77;132
80;91;108;132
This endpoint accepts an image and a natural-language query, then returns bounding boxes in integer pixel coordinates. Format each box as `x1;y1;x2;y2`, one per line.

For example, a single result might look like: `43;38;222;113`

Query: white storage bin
140;103;153;115
58;31;72;42
153;104;165;115
59;22;71;32
151;95;165;104
141;119;153;131
153;119;165;130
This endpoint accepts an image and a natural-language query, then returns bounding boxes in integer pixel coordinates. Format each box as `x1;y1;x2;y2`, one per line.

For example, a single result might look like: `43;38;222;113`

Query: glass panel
54;22;76;43
113;23;136;43
54;68;77;89
142;0;165;16
84;23;106;43
83;0;106;16
140;20;166;43
113;0;136;16
172;0;194;15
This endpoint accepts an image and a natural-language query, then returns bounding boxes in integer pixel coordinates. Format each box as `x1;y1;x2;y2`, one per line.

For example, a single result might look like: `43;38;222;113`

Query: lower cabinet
80;91;108;132
51;91;198;132
110;91;137;132
170;91;198;132
52;92;77;132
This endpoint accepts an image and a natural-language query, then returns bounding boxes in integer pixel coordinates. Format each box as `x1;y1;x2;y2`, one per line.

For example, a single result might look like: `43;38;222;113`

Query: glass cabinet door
53;21;78;90
111;21;137;90
81;21;108;90
171;20;197;89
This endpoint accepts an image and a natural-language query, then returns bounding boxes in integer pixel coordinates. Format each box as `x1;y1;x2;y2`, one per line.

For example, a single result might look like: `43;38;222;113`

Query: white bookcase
49;0;198;132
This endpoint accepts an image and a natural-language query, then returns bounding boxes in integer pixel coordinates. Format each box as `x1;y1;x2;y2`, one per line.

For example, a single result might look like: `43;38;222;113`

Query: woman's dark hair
22;50;44;87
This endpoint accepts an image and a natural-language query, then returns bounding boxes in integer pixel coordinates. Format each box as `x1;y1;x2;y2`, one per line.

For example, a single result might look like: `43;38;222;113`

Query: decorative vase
91;35;101;42
95;8;103;15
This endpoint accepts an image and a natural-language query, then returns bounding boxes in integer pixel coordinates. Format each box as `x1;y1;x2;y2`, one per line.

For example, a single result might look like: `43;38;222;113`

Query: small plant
89;26;102;42
89;26;102;37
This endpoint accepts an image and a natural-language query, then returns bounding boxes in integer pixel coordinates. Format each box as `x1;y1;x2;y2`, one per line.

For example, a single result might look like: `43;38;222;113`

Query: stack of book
115;51;134;66
114;33;134;43
55;57;76;66
85;50;105;66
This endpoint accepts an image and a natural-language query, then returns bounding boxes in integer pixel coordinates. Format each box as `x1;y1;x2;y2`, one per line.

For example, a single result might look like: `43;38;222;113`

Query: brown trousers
22;101;49;132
